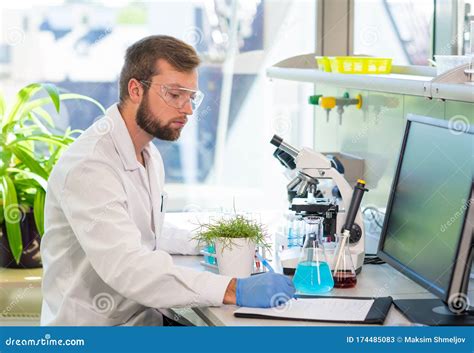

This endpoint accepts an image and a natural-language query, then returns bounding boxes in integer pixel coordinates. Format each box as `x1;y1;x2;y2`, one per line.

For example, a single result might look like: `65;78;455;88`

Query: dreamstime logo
448;115;470;135
437;21;471;55
6;27;25;46
183;26;204;46
359;26;379;47
92;115;114;135
84;203;118;233
351;107;386;145
93;27;112;46
440;199;471;233
278;19;295;40
2;284;33;316
92;293;115;314
196;105;211;122
271;116;292;135
269;292;293;313
372;282;389;298
4;204;27;224
448;293;470;314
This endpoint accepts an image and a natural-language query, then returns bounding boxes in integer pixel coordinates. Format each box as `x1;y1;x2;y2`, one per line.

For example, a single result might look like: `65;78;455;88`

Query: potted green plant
194;214;269;277
0;83;104;268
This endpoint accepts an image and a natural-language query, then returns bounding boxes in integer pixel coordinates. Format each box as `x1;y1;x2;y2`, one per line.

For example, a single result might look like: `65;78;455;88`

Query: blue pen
255;252;275;273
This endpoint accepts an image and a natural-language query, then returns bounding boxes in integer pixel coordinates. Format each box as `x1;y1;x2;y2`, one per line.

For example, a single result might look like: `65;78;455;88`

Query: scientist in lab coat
40;35;295;326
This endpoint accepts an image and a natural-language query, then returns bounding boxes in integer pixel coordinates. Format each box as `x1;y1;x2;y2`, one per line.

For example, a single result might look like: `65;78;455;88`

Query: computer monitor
378;114;473;326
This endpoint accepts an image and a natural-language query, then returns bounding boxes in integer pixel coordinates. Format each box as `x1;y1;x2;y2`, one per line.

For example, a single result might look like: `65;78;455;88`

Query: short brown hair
118;35;201;104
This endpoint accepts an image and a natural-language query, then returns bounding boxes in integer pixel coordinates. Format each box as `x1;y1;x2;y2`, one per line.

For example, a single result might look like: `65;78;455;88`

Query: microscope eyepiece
270;134;283;148
269;134;300;158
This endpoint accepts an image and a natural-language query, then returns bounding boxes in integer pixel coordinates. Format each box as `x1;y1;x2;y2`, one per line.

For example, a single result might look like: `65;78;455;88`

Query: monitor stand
394;299;474;326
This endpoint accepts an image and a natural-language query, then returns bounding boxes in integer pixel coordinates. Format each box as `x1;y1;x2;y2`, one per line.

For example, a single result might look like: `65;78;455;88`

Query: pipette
333;180;368;275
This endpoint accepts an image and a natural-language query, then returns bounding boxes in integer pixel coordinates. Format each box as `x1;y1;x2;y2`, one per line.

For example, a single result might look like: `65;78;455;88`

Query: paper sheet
234;298;375;322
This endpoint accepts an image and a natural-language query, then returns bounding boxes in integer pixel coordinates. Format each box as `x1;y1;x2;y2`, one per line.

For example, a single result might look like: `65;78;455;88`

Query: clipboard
234;295;393;324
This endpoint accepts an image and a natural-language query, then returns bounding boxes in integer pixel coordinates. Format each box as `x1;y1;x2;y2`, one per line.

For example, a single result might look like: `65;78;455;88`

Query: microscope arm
327;168;365;236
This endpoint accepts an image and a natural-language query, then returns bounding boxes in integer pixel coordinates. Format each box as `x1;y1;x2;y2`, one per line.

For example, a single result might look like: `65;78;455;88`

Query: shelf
267;66;434;97
266;54;474;103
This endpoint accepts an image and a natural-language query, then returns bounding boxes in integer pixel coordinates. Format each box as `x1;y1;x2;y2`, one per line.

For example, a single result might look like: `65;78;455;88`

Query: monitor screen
378;115;473;300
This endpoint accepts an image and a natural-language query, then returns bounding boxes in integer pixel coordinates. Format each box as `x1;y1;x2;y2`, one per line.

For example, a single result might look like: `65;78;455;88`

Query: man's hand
223;273;295;308
223;278;237;305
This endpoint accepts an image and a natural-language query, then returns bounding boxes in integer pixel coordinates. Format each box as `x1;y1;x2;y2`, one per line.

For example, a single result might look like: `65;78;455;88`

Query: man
40;35;295;326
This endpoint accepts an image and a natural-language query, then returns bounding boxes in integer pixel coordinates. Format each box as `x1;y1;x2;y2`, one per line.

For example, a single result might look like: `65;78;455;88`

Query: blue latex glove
236;272;295;308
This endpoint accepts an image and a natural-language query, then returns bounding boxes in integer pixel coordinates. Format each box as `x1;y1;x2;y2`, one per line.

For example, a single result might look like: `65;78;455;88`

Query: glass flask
332;234;357;288
293;216;334;294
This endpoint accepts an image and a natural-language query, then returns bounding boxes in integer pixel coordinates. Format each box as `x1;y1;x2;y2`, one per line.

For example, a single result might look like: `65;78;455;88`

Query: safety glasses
140;80;204;111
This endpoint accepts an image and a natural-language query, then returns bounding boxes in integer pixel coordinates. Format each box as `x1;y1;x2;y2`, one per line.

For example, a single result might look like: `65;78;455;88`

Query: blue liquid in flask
293;261;334;294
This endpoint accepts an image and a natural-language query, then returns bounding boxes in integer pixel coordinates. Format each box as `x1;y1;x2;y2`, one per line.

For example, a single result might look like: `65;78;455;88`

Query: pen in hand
255;252;298;300
255;252;275;273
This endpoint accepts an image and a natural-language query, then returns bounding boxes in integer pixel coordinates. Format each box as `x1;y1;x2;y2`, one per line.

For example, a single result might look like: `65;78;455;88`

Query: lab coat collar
106;104;150;171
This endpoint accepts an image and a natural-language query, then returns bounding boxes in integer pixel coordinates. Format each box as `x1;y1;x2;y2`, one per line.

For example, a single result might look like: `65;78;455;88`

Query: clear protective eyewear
140;80;204;111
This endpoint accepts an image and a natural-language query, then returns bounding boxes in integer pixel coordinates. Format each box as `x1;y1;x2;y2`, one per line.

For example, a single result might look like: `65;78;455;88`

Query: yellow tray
315;56;332;72
316;56;392;74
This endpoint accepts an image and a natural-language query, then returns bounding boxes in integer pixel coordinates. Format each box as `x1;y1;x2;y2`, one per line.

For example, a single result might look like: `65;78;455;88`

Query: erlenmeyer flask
332;234;357;288
293;216;334;294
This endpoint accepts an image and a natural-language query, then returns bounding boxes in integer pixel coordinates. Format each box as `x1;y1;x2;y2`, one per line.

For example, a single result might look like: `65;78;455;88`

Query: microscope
271;135;365;274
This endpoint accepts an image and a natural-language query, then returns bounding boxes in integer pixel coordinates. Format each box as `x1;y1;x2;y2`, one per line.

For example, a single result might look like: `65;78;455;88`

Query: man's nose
179;100;193;116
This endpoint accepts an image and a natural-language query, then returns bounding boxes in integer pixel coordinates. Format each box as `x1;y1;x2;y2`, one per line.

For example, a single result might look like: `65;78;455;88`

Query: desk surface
172;255;474;326
1;256;472;326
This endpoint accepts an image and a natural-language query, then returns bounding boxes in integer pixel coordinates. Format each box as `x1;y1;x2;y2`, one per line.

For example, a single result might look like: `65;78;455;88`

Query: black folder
234;295;393;325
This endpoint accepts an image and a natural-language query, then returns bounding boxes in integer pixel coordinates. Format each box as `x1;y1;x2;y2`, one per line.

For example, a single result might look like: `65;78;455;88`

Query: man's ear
128;79;143;104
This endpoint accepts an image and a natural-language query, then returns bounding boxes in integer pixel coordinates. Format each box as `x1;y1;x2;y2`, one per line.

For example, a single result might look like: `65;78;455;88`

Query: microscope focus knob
348;223;362;244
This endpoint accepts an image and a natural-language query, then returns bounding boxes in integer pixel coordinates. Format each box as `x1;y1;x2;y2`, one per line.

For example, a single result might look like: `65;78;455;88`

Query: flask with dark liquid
332;179;368;288
332;234;357;288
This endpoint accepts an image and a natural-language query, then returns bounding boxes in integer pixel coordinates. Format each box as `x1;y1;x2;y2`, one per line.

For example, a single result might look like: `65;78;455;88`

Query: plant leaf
0;90;6;117
11;133;73;148
45;146;62;171
192;215;269;251
30;114;51;135
41;83;60;113
8;145;49;180
0;149;12;174
7;168;47;190
12;125;41;135
3;83;62;132
3;83;41;130
10;178;42;190
0;175;23;264
23;93;105;115
31;106;55;127
33;189;45;236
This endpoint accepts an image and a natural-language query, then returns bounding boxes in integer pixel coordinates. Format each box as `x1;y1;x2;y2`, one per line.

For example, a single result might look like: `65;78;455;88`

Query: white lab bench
1;254;472;326
171;255;474;326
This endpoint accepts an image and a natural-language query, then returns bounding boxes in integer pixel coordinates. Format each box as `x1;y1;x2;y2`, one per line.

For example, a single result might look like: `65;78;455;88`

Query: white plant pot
214;238;256;277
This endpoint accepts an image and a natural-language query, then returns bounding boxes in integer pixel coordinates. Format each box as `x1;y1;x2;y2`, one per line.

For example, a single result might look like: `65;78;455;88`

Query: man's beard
136;94;183;141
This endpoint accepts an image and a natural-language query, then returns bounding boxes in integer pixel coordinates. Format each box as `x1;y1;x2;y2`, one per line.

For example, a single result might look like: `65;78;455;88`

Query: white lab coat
40;104;231;326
